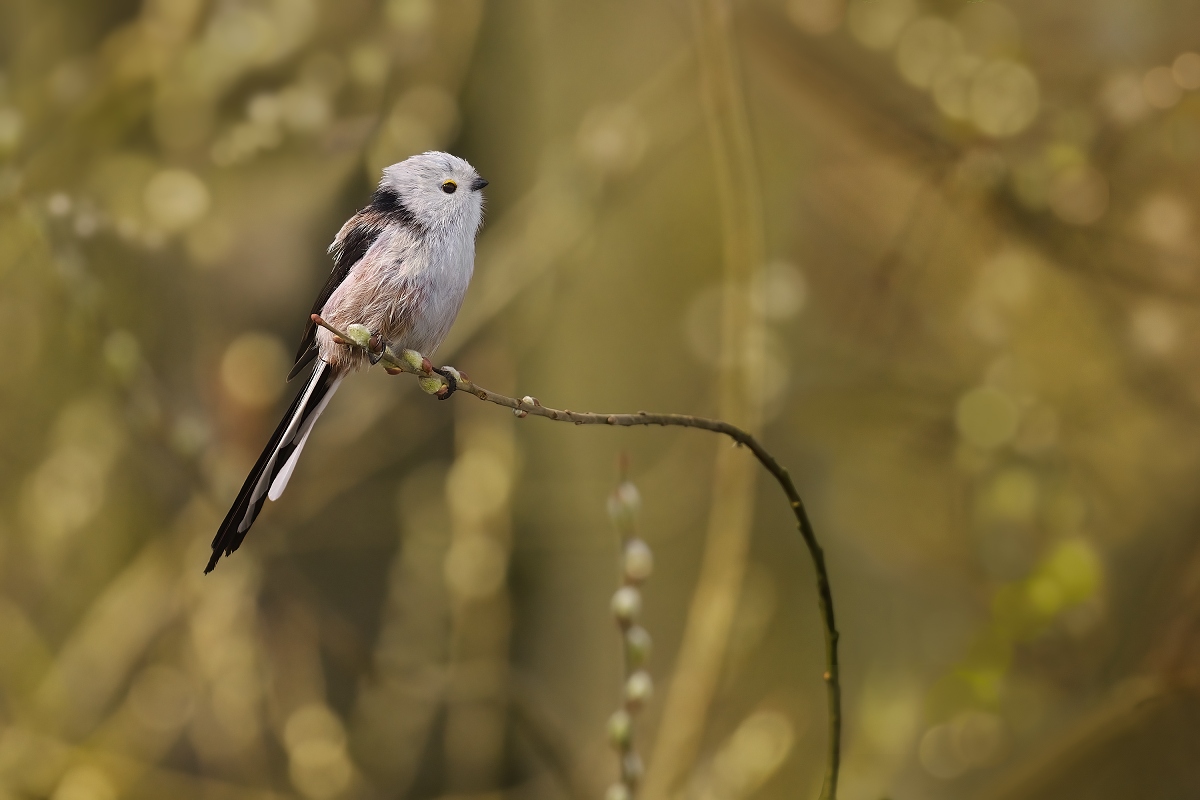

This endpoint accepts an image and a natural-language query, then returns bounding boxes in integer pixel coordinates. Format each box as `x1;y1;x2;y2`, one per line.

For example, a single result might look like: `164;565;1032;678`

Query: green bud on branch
607;709;632;749
345;324;373;349
625;626;652;667
417;375;445;395
400;348;426;372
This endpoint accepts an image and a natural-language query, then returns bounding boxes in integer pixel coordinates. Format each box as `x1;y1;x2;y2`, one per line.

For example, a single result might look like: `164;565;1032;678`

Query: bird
206;151;488;573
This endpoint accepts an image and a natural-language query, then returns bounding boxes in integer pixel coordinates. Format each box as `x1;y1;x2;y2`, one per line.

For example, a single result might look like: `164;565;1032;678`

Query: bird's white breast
316;220;475;369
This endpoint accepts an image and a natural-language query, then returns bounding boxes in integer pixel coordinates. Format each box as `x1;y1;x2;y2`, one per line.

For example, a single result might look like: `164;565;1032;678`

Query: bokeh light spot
220;332;290;409
847;0;916;51
1173;52;1200;90
446;448;512;524
385;0;433;33
955;2;1020;59
143;168;210;233
1026;574;1064;616
919;723;966;779
1129;302;1179;356
444;533;508;599
1142;66;1182;110
1099;72;1149;126
349;44;389;87
52;766;116;800
103;330;141;382
933;55;983;120
896;18;962;89
1048;165;1108;225
969;60;1039;137
750;260;808;321
786;0;845;35
956;387;1019;449
577;104;648;175
1045;538;1101;605
129;665;195;733
710;710;795;796
0;107;23;152
285;705;353;800
1137;193;1191;249
953;711;1005;767
280;85;331;134
981;468;1039;524
285;704;346;753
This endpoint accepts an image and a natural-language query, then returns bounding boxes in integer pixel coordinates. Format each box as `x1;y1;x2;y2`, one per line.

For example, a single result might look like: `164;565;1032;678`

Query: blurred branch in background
646;0;777;797
605;470;656;800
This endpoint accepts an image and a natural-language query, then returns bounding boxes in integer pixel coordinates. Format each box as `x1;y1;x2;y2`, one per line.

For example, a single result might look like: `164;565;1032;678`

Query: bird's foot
367;332;387;365
432;366;458;400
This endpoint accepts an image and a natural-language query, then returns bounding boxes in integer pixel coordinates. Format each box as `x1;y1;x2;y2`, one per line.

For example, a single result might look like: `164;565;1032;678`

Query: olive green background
1;0;1199;798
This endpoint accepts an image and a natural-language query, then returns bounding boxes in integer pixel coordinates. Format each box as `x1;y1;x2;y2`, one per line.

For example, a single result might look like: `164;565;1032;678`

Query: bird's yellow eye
441;180;457;194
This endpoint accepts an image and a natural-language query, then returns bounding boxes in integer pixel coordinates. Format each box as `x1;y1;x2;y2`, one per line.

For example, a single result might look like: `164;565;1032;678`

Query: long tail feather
207;361;341;573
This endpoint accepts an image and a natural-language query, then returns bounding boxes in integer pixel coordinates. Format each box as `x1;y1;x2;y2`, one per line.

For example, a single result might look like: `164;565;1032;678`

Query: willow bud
400;349;425;372
418;375;444;395
625;626;652;667
345;324;372;348
622;751;644;786
607;481;641;529
607;709;632;749
622;539;653;583
624;670;653;711
611;586;641;627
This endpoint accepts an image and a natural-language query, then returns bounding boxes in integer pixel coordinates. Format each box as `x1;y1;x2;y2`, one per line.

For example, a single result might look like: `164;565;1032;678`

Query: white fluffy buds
607;481;641;530
417;375;444;395
345;323;372;348
624;670;653;711
622;539;653;583
606;469;654;796
400;348;426;372
611;586;641;627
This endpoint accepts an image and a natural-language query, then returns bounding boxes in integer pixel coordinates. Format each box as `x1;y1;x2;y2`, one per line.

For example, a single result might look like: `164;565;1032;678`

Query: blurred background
3;0;1200;798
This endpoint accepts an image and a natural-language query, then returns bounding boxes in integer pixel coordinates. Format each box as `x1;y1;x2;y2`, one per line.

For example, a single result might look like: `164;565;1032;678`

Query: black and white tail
207;362;344;573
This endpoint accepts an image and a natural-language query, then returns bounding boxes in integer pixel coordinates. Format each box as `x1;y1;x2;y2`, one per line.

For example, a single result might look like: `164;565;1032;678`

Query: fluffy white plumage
319;151;486;370
209;151;487;573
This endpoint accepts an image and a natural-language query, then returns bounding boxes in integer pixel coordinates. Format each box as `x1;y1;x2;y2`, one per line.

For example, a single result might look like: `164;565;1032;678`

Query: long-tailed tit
207;151;487;573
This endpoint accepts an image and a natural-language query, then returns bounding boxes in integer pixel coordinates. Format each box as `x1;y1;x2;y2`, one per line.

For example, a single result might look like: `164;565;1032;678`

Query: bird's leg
432;366;458;399
367;332;386;365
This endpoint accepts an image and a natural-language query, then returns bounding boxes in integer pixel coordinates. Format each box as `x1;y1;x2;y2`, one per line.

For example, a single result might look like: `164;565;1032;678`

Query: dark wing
288;187;425;380
288;212;385;380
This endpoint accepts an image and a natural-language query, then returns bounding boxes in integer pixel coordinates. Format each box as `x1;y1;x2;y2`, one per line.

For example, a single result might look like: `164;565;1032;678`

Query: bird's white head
379;151;487;238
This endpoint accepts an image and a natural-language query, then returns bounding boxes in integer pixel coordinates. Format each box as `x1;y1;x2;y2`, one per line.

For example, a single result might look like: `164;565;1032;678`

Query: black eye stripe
442;181;457;194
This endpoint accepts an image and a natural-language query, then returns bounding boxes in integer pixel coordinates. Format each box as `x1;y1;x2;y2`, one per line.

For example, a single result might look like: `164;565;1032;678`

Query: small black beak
471;176;489;191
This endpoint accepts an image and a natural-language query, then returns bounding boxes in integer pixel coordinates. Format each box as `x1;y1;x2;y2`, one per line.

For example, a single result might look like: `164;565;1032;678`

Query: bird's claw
367;332;386;365
433;366;458;400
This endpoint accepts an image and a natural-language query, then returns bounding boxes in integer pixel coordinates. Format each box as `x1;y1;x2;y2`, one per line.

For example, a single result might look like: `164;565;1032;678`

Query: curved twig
311;314;841;798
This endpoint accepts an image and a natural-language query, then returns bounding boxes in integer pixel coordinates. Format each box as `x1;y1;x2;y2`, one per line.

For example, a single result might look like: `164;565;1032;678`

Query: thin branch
312;314;841;798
